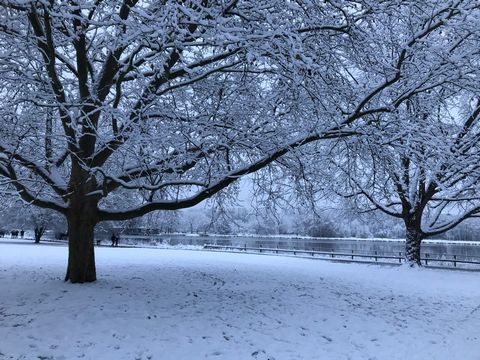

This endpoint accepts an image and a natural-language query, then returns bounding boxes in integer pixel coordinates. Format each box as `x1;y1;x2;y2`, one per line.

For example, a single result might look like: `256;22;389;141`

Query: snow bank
0;241;479;359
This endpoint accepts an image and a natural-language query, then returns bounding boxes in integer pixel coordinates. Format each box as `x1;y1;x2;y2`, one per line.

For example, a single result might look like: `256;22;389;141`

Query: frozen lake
8;232;480;266
116;234;480;263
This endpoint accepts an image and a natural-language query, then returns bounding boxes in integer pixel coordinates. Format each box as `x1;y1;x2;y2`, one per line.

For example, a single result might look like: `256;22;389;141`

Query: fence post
425;253;428;266
453;255;457;267
374;251;378;262
399;252;402;263
351;250;354;260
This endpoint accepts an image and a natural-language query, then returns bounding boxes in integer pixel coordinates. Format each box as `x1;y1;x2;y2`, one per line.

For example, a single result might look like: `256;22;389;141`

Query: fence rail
203;244;480;268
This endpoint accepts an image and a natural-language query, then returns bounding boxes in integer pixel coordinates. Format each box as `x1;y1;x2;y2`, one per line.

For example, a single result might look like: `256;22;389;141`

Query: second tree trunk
405;226;423;266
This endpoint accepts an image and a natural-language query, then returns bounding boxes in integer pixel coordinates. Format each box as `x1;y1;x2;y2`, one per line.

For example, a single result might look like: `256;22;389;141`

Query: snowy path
0;242;479;360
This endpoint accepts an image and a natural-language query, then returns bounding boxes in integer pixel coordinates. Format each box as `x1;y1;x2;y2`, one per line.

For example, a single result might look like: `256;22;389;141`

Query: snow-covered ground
1;241;479;360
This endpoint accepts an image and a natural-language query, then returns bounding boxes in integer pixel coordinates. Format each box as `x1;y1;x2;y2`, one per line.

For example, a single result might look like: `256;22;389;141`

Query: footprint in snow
321;335;333;342
251;349;275;360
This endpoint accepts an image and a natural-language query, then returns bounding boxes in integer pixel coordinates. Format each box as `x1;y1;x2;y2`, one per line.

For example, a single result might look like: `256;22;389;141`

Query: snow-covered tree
0;0;477;281
276;2;480;265
29;208;58;243
0;199;61;242
326;91;480;265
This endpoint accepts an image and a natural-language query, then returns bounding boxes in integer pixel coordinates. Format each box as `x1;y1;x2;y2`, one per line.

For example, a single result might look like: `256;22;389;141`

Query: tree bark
65;208;97;283
34;226;44;243
64;163;100;283
404;225;424;266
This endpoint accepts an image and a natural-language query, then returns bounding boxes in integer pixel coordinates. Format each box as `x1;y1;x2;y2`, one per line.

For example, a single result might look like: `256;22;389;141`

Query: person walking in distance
111;233;119;247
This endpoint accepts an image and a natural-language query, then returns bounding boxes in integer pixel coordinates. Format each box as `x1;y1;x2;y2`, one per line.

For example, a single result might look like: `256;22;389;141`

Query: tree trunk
64;160;101;283
65;210;97;283
34;226;43;243
404;226;424;266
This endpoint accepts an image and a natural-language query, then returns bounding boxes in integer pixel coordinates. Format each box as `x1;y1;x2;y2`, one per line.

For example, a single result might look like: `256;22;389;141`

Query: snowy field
1;241;479;360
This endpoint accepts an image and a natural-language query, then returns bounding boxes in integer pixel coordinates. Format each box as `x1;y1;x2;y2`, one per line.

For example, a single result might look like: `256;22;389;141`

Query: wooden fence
203;244;480;268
